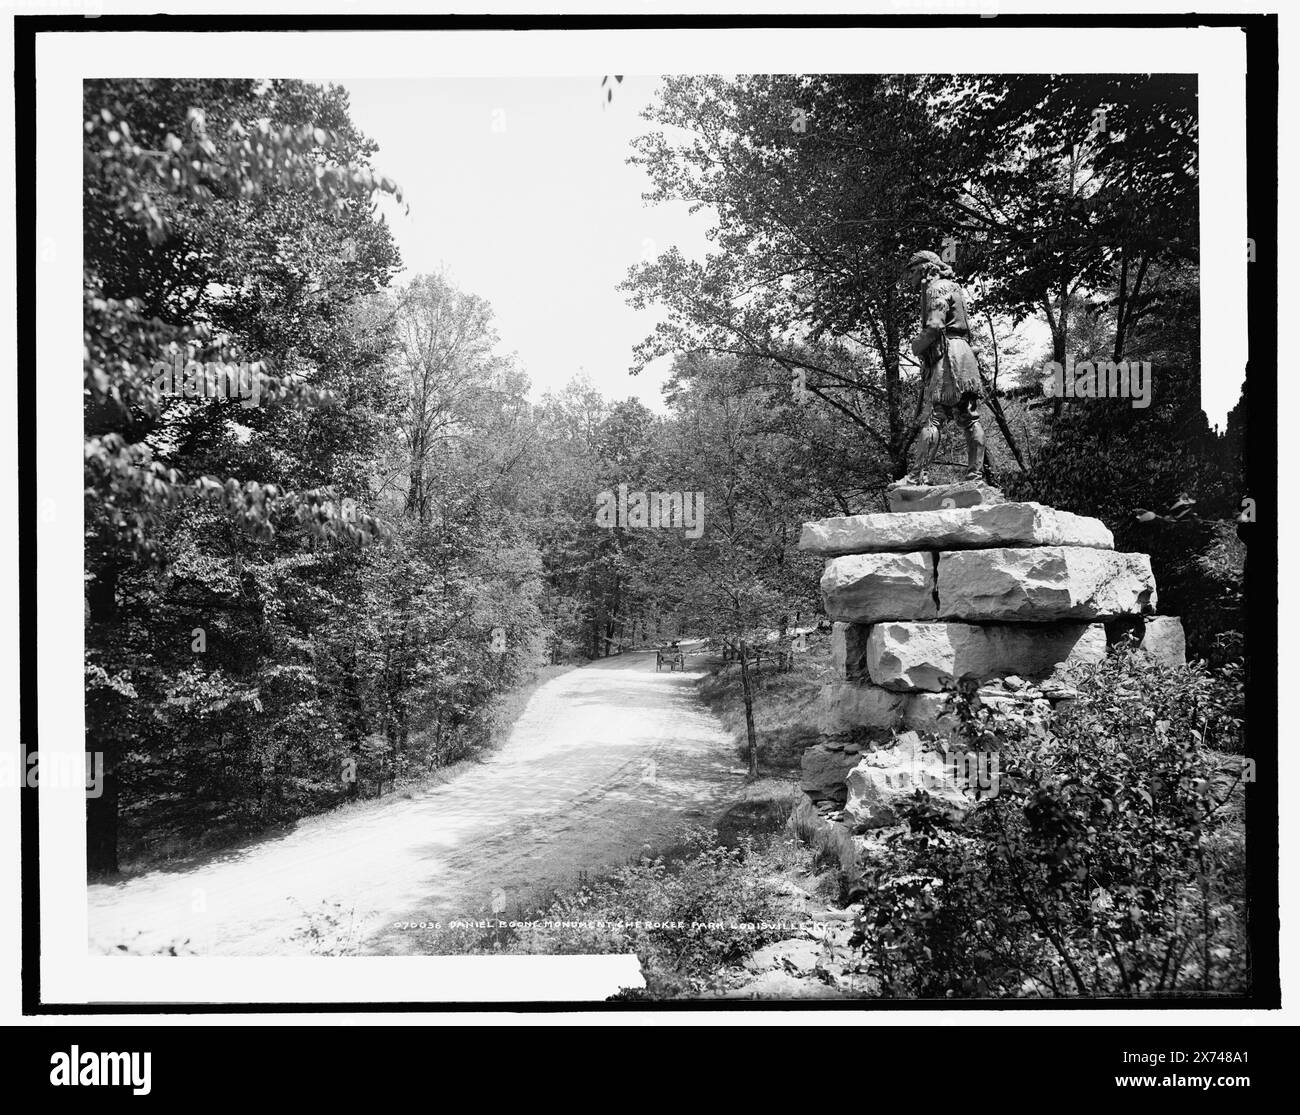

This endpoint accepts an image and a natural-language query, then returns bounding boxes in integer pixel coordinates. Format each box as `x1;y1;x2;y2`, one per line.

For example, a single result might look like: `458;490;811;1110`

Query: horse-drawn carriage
655;643;686;672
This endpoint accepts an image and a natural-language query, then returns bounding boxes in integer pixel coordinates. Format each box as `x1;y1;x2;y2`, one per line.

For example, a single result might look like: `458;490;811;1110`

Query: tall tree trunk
734;593;760;777
1046;302;1069;421
342;646;365;799
406;428;427;523
85;754;120;877
737;639;759;778
1113;253;1149;362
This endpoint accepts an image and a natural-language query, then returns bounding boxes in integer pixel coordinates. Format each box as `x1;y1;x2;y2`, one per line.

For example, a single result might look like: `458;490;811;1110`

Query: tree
944;75;1198;370
652;357;822;775
624;74;967;480
84;78;401;873
392;273;508;525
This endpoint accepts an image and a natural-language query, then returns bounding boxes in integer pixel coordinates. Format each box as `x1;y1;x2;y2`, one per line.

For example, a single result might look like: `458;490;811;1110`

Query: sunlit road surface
88;651;743;955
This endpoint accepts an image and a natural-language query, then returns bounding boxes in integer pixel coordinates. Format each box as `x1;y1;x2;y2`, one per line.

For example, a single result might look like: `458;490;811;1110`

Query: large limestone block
844;732;969;829
823;680;978;736
1139;616;1187;666
820;552;937;623
819;681;905;734
865;621;1107;691
886;481;1005;514
936;547;1155;621
799;743;862;799
830;622;872;679
799;502;1113;557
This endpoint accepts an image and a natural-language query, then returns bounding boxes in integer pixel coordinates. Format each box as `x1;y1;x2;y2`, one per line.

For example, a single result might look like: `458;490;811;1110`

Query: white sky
340;76;715;410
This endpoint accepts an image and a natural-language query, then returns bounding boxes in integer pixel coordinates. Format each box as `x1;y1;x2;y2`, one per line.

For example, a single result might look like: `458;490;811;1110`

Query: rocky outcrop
800;501;1114;557
1104;614;1188;667
900;691;962;734
936;547;1155;621
817;681;904;735
788;794;857;873
819;678;1071;736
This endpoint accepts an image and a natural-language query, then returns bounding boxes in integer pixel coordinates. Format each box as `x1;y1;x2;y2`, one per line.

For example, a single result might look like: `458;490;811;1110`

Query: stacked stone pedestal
794;483;1183;849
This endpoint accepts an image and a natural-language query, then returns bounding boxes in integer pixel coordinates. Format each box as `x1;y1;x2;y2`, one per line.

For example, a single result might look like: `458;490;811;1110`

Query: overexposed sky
340;76;715;409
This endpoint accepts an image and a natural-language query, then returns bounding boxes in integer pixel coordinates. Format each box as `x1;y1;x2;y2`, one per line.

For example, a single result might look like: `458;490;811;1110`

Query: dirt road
88;651;745;956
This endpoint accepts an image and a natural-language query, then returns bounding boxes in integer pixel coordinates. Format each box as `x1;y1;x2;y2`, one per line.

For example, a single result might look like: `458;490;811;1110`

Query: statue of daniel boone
901;249;986;486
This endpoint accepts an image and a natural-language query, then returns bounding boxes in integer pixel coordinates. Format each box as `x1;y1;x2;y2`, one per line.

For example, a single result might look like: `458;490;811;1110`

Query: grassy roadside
697;640;830;776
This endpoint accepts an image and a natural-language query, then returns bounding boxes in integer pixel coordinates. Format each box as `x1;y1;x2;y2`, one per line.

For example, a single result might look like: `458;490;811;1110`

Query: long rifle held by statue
971;337;1027;474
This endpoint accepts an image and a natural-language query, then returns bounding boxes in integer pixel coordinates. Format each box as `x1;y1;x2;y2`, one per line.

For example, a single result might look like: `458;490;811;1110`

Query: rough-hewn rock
901;691;961;734
1138;616;1187;666
799;501;1113;556
821;681;968;736
971;689;1055;721
820;552;937;623
830;622;872;679
936;546;1155;621
886;481;1006;514
844;731;969;829
864;620;1107;690
819;681;905;734
799;743;863;799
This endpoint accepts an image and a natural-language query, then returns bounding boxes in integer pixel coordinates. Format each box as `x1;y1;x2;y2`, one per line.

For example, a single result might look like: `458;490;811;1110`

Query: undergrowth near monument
410;822;822;999
851;649;1249;998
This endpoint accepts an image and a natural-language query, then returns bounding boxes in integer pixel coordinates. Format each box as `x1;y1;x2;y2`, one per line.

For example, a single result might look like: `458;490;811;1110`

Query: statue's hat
904;249;944;271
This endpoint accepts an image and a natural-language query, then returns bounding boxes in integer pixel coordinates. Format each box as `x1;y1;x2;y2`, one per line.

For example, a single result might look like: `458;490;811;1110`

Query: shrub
550;836;785;996
851;651;1249;998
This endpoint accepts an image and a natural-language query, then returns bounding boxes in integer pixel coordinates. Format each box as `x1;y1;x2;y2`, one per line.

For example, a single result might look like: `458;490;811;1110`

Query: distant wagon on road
655;642;686;672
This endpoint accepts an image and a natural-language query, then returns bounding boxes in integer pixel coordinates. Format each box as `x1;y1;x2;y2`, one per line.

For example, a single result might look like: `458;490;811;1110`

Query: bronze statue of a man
901;249;986;485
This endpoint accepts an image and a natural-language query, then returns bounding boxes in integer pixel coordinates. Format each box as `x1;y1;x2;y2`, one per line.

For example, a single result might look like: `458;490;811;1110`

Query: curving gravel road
88;651;745;956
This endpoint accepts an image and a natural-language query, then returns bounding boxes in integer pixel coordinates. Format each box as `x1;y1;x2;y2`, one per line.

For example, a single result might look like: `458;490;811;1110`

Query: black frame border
15;9;1279;1015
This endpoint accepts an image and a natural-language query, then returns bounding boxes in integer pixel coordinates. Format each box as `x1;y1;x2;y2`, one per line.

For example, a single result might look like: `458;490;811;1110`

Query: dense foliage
852;652;1249;998
84;80;552;871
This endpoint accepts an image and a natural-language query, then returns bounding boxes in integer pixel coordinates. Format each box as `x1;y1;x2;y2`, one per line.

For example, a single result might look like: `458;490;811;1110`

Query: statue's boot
963;419;986;482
